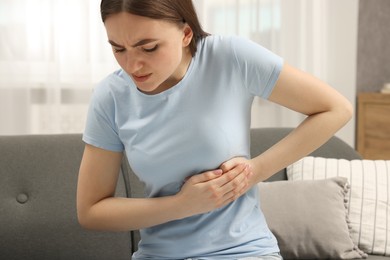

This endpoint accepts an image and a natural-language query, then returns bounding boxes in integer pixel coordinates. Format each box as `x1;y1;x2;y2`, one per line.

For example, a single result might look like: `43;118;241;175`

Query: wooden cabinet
356;93;390;159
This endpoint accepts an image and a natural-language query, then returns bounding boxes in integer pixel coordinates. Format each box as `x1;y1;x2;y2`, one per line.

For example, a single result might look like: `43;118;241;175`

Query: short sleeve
82;79;125;152
231;36;283;99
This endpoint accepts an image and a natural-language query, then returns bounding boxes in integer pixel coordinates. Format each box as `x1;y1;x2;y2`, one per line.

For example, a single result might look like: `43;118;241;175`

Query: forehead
104;12;181;44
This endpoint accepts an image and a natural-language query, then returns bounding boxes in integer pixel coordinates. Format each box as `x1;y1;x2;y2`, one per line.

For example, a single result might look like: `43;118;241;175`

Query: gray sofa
0;128;387;259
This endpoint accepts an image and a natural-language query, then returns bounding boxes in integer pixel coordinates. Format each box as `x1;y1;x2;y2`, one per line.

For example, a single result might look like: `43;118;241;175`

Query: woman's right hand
176;163;252;216
78;144;252;231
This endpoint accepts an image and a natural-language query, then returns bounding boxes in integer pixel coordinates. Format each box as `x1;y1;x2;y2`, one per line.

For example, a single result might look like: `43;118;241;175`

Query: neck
154;49;193;94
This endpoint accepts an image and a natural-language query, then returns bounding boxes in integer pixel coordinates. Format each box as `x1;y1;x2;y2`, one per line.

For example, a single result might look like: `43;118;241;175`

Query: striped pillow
287;157;390;256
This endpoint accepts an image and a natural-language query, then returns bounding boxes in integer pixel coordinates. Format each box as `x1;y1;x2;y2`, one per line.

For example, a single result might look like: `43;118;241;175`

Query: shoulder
94;69;129;95
92;69;131;104
199;36;283;98
196;35;246;66
200;35;262;52
199;35;239;54
229;36;281;64
83;70;127;152
199;35;280;62
87;69;133;122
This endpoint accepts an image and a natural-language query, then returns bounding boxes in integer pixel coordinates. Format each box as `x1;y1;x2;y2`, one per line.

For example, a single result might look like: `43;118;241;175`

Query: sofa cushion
258;177;366;259
287;157;390;256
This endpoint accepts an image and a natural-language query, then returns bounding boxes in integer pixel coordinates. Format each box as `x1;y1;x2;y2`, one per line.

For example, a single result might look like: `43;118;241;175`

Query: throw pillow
258;177;366;259
287;157;390;255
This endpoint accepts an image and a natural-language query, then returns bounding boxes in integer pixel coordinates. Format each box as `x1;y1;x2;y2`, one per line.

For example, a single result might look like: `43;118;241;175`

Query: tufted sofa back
0;134;132;260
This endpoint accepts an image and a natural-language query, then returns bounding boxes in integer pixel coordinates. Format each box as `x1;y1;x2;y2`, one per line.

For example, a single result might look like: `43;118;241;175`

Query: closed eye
142;45;158;53
113;48;125;53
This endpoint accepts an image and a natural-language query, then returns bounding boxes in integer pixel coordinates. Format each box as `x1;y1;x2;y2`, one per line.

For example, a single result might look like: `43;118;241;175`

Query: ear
182;24;193;47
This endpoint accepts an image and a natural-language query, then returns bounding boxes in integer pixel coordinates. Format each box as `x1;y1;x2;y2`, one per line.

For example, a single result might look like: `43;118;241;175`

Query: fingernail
213;169;223;175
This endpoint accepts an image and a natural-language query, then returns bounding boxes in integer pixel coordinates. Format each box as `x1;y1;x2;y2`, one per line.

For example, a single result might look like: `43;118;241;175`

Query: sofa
0;127;388;259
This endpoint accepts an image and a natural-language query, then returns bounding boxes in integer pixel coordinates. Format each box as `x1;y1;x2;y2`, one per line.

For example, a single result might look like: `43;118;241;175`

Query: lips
132;73;152;83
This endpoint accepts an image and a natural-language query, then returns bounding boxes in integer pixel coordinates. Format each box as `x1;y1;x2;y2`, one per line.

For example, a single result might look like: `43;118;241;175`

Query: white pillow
287;157;390;256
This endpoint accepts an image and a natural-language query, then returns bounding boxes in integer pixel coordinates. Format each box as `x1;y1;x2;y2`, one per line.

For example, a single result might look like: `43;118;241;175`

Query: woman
77;0;353;259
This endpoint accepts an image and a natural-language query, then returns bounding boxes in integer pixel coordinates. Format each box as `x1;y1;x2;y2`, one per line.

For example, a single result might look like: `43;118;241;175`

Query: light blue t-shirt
83;35;283;259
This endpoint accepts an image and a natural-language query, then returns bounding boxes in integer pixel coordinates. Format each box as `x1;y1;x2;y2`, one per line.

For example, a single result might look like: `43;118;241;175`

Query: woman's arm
77;144;251;231
222;62;353;183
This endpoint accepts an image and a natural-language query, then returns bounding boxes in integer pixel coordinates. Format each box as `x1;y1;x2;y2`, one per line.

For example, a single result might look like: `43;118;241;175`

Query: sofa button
16;193;29;204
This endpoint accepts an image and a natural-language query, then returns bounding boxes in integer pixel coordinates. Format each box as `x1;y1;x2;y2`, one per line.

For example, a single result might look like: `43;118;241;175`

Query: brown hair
100;0;209;56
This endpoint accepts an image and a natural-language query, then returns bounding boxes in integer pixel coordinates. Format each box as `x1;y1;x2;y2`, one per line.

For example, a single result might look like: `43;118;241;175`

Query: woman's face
104;12;193;94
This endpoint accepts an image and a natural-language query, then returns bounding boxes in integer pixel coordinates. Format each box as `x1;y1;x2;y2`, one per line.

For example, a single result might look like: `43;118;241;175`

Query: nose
125;53;143;74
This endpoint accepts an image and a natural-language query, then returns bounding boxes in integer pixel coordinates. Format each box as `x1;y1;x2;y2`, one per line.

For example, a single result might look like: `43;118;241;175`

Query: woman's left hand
220;157;257;190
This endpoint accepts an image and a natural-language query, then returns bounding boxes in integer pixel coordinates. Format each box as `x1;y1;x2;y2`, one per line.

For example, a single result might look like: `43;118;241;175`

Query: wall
357;0;390;93
249;0;359;147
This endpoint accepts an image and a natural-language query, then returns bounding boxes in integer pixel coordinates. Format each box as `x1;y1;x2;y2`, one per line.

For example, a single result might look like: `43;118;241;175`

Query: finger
213;163;247;187
187;169;223;184
220;167;249;195
219;182;249;207
220;158;242;172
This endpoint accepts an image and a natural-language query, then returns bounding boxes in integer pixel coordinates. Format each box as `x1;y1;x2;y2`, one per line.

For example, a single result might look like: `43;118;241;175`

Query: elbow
77;204;101;231
318;97;353;130
77;209;94;230
77;198;90;229
339;99;353;125
328;98;353;130
77;212;103;231
77;204;123;232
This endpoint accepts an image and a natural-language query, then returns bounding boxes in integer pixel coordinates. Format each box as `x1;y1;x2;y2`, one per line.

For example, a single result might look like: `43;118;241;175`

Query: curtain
0;0;358;145
0;0;118;135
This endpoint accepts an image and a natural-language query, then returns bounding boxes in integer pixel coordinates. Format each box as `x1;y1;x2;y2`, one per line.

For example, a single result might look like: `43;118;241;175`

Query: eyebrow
108;39;158;48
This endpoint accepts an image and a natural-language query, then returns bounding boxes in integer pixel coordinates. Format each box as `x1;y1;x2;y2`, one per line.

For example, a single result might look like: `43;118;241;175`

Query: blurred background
1;0;389;148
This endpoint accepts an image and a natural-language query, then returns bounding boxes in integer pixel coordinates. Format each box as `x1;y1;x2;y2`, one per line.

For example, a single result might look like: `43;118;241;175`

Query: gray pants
239;253;283;260
186;253;283;260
